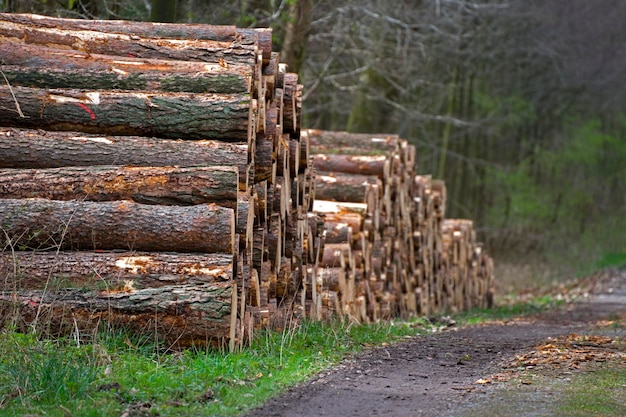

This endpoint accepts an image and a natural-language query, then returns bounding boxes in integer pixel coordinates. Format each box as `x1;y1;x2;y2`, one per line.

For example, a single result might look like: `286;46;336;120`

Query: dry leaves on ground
476;333;625;385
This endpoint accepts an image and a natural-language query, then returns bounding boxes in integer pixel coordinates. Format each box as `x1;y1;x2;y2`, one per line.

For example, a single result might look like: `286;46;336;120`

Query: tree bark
312;154;387;179
150;0;178;23
322;212;363;244
0;12;272;64
0;41;253;94
0;165;239;206
0;18;258;66
0;86;252;141
0;198;235;253
280;0;312;74
1;251;233;289
0;281;234;347
0;128;250;189
315;172;380;203
304;129;401;154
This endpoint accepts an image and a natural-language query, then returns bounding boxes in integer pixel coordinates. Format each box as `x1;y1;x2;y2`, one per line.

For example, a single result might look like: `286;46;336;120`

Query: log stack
305;129;494;322
0;14;494;349
0;13;314;349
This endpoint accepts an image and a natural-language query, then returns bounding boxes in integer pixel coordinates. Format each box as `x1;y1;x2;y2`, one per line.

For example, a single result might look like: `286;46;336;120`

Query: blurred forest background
2;0;625;291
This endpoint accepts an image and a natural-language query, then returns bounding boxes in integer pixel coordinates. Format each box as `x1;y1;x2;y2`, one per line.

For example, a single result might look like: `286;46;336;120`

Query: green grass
0;318;430;416
594;252;626;270
556;363;626;417
455;294;564;326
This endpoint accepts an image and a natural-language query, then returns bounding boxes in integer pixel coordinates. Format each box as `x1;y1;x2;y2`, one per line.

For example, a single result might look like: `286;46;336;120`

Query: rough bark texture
0;41;253;94
0;281;234;347
0;128;250;188
0;13;272;63
0;86;251;141
0;198;235;253
0;165;239;206
0;19;258;66
312;154;387;179
305;129;401;154
315;173;380;203
1;251;233;289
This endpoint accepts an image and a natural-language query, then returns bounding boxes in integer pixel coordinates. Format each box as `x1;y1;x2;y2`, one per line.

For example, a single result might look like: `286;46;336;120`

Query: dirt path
245;270;626;417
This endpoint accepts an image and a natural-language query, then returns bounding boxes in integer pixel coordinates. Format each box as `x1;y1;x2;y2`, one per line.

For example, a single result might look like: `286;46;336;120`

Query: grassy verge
557;362;626;417
455;294;564;326
0;318;431;417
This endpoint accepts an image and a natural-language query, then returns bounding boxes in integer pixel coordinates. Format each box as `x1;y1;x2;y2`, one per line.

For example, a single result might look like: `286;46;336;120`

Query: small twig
0;64;26;118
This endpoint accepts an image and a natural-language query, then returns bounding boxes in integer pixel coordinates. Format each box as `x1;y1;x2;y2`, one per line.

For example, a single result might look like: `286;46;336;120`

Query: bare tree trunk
280;0;312;74
150;0;178;23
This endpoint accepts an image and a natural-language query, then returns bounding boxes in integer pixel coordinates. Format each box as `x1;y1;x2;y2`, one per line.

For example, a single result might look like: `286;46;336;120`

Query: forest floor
245;269;626;417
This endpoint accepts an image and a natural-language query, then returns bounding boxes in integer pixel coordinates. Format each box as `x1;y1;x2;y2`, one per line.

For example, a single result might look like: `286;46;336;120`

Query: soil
245;269;626;417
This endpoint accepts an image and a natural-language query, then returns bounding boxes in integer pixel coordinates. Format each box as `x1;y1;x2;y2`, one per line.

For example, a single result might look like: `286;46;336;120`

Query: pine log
313;200;369;216
0;19;258;66
0;198;234;253
0;281;234;347
312;154;387;178
0;13;273;64
322;212;363;244
282;73;300;134
1;251;233;289
304;129;400;154
0;128;250;188
314;172;380;203
253;135;274;184
319;243;352;269
0;86;252;141
0;41;253;94
0;166;238;206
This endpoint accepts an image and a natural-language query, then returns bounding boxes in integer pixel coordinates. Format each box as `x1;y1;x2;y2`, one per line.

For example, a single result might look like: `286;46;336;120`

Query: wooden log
237;194;255;251
0;198;234;253
314;172;380;203
0;19;258;66
315;267;344;292
0;13;273;64
253;135;274;184
304;129;401;154
282;73;299;134
0;41;254;94
0;128;250;188
0;86;252;142
322;212;363;244
319;243;352;269
312;154;387;178
1;251;233;289
0;166;238;206
0;281;234;347
313;200;368;216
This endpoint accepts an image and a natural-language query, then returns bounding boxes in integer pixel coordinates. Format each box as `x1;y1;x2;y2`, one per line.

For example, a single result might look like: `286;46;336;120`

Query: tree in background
150;0;177;22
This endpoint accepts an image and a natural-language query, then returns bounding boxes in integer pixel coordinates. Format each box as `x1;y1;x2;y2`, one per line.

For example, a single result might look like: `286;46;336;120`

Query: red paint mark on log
76;103;96;120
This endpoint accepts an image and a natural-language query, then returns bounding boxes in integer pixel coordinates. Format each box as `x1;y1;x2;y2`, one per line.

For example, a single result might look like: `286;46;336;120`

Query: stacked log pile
306;129;494;322
0;14;494;349
0;13;314;349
